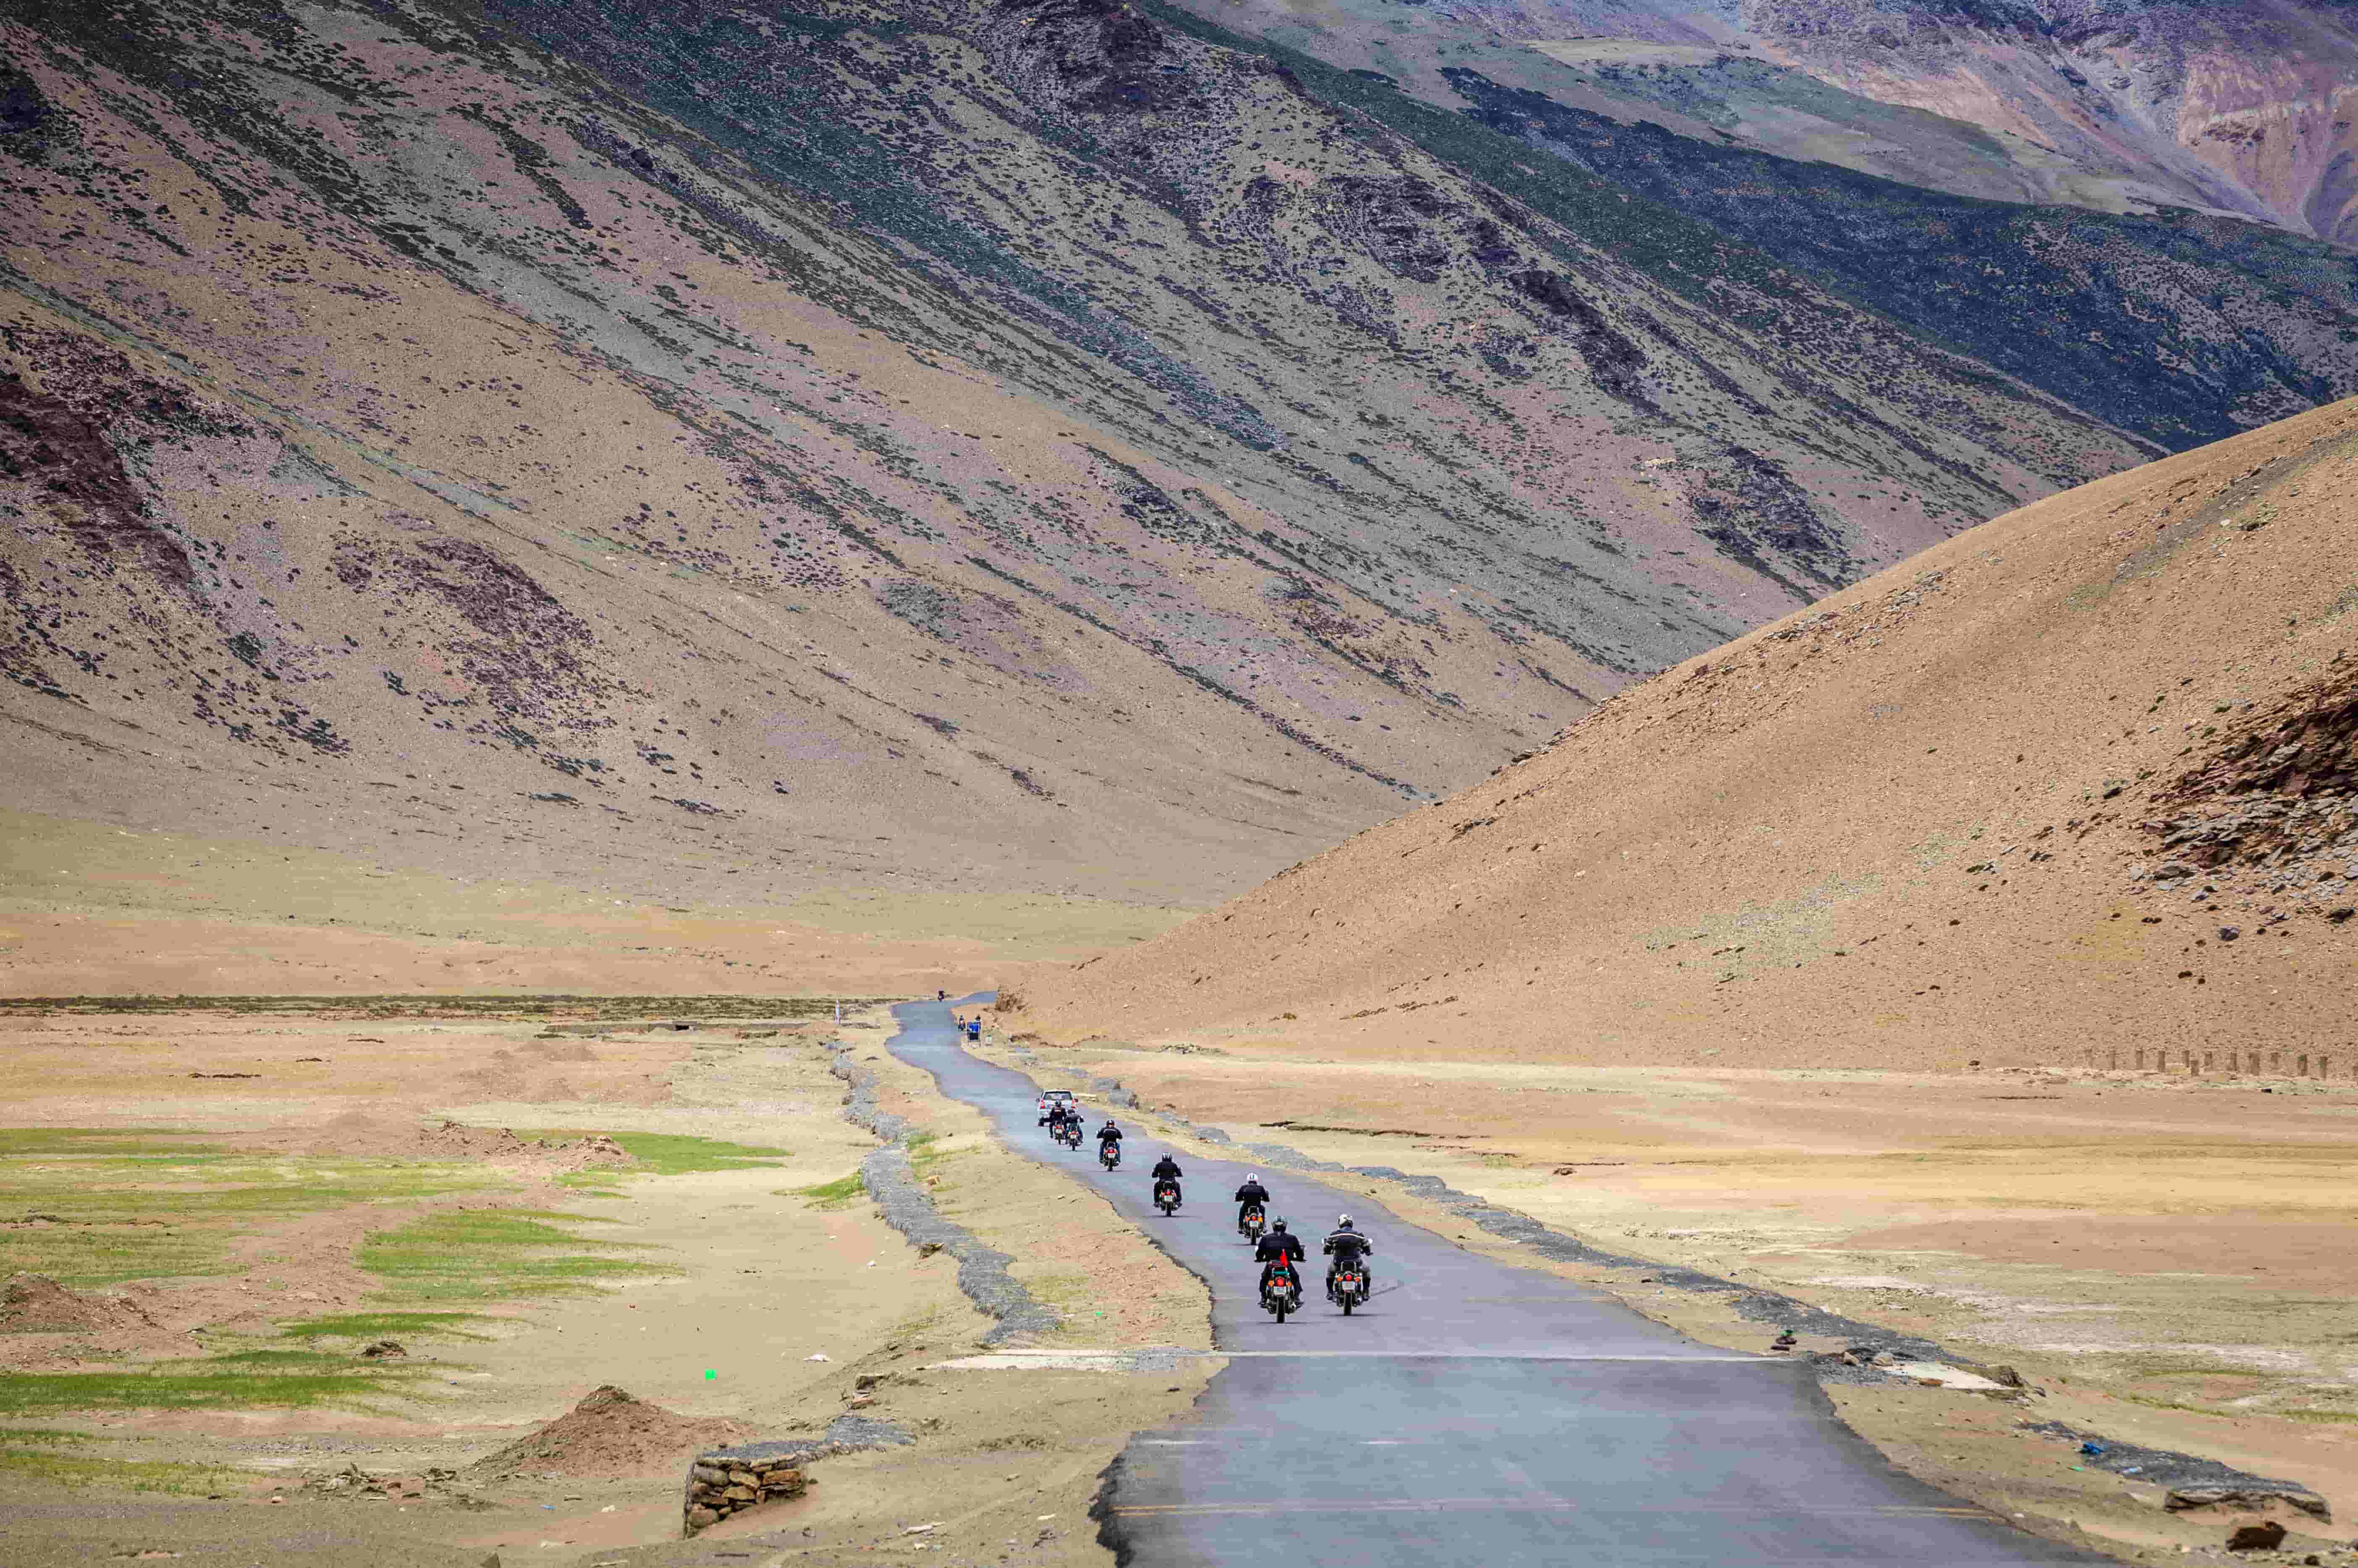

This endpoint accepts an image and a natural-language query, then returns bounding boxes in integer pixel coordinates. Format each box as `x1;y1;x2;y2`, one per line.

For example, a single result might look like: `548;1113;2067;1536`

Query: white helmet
1247;1173;1259;1182
1338;1215;1355;1230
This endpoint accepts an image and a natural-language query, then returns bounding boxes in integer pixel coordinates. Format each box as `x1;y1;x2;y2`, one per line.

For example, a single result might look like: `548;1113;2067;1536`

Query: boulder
2226;1521;2287;1552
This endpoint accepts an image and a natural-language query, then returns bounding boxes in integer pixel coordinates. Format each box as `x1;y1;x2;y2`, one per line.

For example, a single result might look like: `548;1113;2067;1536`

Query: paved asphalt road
892;1000;2110;1567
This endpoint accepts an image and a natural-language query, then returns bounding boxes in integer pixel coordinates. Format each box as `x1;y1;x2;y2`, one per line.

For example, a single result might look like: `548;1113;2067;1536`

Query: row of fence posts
2093;1046;2343;1078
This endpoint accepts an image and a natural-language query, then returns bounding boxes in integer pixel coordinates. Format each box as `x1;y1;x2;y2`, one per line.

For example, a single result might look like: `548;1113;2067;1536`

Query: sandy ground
988;1033;2358;1558
0;807;1182;999
0;1005;1213;1568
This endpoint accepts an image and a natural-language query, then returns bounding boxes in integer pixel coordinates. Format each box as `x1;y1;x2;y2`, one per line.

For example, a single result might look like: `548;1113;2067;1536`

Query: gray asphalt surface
891;1000;2112;1567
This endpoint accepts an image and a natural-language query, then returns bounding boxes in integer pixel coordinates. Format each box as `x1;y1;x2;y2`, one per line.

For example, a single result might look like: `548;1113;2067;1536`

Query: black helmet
1272;1216;1289;1231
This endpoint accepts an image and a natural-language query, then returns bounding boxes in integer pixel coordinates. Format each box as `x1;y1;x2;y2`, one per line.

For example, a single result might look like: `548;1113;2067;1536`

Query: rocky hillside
1182;0;2358;243
3;0;2355;919
1013;397;2358;1065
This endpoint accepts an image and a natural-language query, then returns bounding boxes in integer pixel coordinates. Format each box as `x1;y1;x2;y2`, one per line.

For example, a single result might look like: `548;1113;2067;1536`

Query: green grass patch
0;1427;97;1446
0;1224;235;1288
0;1129;227;1158
275;1310;500;1343
787;1172;866;1209
909;1135;974;1187
359;1209;665;1302
0;1445;250;1494
527;1131;788;1179
0;1131;520;1285
0;1352;423;1417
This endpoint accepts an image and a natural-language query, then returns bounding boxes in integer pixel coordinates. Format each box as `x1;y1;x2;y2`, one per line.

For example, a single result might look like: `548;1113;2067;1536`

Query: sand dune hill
1017;398;2358;1068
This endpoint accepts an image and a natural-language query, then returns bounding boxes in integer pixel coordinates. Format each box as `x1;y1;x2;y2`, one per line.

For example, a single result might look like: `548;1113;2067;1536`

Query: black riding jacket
1323;1229;1372;1263
1151;1156;1182;1181
1098;1125;1122;1145
1233;1181;1270;1207
1255;1230;1305;1267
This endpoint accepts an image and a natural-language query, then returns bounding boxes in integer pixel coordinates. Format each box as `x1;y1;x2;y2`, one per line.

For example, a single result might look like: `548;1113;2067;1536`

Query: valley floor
0;1004;1210;1567
4;980;2354;1567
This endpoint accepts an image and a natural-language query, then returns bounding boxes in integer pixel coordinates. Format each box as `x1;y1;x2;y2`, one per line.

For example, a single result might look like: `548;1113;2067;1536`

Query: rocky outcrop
1738;0;2358;243
0;67;52;137
2133;659;2358;912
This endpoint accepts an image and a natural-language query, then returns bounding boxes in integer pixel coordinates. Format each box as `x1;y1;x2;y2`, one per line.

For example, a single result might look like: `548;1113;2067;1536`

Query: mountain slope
1014;396;2358;1063
3;0;2355;931
1171;0;2358;243
0;0;2140;912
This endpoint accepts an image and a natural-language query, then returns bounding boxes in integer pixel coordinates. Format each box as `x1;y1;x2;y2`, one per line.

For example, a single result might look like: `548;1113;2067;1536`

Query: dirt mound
412;1121;630;1167
1017;398;2358;1070
471;1385;753;1479
0;1272;157;1335
299;1114;632;1171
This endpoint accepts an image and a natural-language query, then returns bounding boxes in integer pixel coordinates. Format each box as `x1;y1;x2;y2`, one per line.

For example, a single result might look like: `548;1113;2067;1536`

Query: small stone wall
683;1440;812;1535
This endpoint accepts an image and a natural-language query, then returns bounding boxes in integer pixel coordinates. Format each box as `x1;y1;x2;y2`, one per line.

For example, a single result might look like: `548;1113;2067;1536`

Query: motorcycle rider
1255;1217;1306;1304
1047;1102;1074;1139
1234;1173;1271;1233
1097;1119;1123;1162
1149;1152;1183;1205
1323;1213;1373;1301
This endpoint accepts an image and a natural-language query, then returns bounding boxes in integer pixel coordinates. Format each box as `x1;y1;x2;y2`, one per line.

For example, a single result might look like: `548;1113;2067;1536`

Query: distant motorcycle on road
1331;1264;1370;1316
1056;1119;1082;1150
1099;1141;1121;1171
1239;1203;1265;1245
1154;1178;1180;1215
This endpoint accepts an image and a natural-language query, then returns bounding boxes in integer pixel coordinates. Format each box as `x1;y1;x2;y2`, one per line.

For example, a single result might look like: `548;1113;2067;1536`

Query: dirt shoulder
983;1030;2358;1564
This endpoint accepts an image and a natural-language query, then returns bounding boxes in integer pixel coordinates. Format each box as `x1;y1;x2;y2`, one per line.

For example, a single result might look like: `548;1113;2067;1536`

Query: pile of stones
683;1440;812;1534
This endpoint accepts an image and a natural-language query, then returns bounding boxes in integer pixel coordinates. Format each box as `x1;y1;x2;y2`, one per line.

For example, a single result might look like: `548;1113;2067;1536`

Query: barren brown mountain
10;0;2358;1010
8;0;2358;993
1016;396;2358;1066
1195;0;2358;241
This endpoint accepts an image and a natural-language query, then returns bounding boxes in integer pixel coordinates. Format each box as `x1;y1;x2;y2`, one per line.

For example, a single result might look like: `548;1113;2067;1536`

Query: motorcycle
1331;1264;1370;1316
1153;1178;1180;1216
1239;1203;1265;1244
1099;1141;1121;1171
1261;1259;1301;1324
1055;1119;1082;1150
